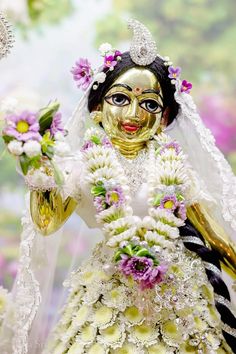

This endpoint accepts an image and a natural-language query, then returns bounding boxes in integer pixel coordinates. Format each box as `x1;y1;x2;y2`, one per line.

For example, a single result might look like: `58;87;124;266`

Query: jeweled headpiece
0;12;14;60
128;18;158;66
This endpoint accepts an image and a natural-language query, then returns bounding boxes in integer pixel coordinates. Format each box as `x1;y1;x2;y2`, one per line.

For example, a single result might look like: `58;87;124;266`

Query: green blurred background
0;0;235;298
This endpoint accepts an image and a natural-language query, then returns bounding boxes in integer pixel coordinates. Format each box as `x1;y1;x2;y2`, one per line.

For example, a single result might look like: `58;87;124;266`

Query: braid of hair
179;219;236;353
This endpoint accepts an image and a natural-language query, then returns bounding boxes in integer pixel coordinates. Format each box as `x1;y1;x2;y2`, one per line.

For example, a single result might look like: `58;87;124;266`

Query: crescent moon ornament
0;12;14;60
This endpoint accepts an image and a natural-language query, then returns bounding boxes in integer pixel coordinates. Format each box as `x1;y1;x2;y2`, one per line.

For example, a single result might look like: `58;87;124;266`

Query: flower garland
81;128;190;290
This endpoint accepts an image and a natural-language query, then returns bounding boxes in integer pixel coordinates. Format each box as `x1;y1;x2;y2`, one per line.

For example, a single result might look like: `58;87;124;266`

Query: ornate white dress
44;148;232;354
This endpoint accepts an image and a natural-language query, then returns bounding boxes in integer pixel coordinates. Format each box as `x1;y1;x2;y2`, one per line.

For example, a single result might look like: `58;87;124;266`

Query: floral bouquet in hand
1;101;70;190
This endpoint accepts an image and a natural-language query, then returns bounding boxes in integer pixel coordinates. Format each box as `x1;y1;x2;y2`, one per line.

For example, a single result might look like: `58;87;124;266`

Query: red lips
121;122;140;133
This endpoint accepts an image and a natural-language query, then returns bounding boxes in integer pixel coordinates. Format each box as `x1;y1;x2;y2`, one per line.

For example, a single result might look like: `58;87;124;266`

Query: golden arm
30;189;78;236
187;203;236;279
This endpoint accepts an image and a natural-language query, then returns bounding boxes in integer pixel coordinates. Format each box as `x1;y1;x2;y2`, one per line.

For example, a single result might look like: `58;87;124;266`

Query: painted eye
105;93;130;106
140;99;162;113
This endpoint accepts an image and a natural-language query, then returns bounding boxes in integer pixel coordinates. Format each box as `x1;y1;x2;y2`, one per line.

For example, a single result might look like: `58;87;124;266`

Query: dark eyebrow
142;89;161;95
109;83;132;91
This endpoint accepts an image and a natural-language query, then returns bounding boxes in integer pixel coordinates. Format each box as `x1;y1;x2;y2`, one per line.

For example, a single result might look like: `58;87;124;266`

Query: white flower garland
81;128;190;288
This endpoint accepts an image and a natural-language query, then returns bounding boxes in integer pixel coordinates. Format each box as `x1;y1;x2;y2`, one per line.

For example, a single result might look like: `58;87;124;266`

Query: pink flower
94;196;106;212
168;66;181;79
3;111;41;142
181;80;192;94
160;195;178;211
119;255;153;280
105;186;125;207
114;50;122;58
50;112;64;137
102;136;112;148
160;141;181;155
176;202;187;220
104;55;117;69
139;264;168;290
71;58;93;90
81;140;94;151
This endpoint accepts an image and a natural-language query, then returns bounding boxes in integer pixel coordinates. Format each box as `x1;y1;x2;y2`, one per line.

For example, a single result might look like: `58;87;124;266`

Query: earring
90;111;103;124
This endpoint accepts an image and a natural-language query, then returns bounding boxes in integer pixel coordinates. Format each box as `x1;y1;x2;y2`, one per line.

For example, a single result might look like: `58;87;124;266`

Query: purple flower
114;50;122;59
160;195;178;212
104;55;117;69
168;66;181;79
94;196;106;212
71;58;93;90
3;111;41;142
139;264;168;290
81;140;94;151
102;136;112;148
176;202;187;220
50;112;64;137
119;255;153;280
161;141;181;155
105;186;124;207
181;80;192;94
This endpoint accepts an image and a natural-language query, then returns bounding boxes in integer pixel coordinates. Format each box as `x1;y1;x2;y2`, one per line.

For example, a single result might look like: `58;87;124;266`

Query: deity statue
1;19;236;354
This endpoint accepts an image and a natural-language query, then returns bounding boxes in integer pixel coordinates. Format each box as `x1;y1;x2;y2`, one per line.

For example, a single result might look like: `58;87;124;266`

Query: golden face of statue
101;67;164;145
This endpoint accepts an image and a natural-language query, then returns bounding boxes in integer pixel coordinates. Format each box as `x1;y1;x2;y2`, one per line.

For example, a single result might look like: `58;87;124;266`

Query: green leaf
153;193;163;207
38;101;60;135
29;155;41;169
91;135;101;145
136;248;150;257
50;160;64;187
176;193;185;201
45;145;54;159
2;135;14;144
122;244;134;256
91;185;106;196
114;250;122;262
19;154;31;175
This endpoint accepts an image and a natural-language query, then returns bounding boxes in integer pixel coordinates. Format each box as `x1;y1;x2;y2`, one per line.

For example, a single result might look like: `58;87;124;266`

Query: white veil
1;19;236;354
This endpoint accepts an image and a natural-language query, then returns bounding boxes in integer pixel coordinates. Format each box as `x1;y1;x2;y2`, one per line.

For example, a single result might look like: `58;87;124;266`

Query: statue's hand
30;188;77;236
29;154;82;236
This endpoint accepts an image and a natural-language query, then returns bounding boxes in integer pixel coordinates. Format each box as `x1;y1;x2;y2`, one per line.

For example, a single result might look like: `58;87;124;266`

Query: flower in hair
98;42;113;55
103;49;122;70
168;66;181;80
71;58;93;90
72;44;122;91
104;55;117;69
181;80;192;94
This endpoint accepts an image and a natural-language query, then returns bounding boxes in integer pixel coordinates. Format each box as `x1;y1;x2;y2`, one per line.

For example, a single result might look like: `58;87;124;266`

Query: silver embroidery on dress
115;149;148;196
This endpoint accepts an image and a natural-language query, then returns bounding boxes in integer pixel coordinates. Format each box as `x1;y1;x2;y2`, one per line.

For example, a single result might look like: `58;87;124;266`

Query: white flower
98;323;125;348
92;304;115;328
129;323;158;346
25;167;56;190
94;72;106;84
7;140;23;156
106;227;136;247
54;141;70;157
23;140;41;157
99;42;113;55
54;132;65;141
